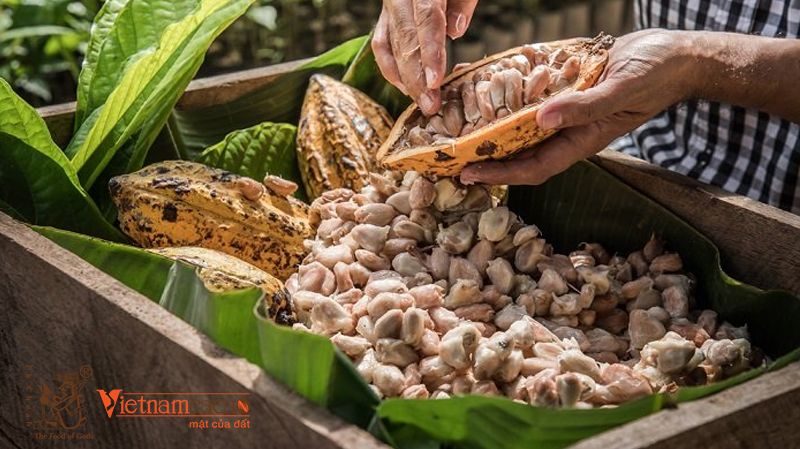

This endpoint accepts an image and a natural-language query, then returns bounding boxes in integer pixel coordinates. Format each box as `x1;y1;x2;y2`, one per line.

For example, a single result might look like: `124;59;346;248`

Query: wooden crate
2;62;800;449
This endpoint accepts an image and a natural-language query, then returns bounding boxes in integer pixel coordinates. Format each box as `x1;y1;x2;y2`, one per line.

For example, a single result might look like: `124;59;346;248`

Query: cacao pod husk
378;35;614;176
150;246;295;324
110;160;313;281
296;74;394;199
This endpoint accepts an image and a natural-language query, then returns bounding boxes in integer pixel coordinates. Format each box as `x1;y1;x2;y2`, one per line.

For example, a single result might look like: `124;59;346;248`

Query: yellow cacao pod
378;35;614;176
110;160;313;281
149;246;295;324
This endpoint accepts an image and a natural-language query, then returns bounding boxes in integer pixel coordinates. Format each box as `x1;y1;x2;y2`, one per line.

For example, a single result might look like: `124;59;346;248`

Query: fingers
387;0;441;114
372;9;406;93
445;0;478;38
460;121;618;185
536;78;625;130
413;0;447;89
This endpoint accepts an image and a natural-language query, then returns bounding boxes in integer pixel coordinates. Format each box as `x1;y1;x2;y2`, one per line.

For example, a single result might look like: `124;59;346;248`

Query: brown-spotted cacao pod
377;34;614;176
110;160;313;281
296;73;394;199
149;246;295;324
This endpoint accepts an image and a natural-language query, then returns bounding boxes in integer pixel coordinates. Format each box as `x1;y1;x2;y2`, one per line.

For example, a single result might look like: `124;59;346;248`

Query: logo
95;389;251;430
96;389;122;418
21;364;95;441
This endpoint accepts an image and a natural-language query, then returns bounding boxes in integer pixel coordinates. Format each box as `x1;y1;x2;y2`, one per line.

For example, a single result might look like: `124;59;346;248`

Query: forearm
684;31;800;123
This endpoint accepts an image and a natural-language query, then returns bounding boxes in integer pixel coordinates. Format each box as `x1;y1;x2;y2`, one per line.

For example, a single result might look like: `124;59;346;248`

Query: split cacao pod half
296;73;394;199
377;34;615;176
110;160;313;281
149;246;295;324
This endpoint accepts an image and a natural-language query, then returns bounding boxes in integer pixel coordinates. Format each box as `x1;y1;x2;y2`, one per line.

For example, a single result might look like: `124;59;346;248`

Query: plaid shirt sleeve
613;0;800;213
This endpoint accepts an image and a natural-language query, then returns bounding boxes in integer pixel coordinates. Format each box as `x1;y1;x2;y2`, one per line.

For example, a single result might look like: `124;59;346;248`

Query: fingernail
418;92;435;114
538;111;563;130
425;67;437;89
455;13;466;35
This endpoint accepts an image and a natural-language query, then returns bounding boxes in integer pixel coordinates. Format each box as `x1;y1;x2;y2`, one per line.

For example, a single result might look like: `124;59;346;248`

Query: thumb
461;119;621;185
536;78;624;130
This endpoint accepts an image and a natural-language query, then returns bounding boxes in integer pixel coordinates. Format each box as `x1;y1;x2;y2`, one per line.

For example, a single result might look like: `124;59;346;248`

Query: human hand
372;0;479;115
460;29;698;185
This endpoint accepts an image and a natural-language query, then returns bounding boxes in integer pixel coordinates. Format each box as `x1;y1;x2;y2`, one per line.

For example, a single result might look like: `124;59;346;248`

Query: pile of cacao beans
403;44;582;147
286;172;760;408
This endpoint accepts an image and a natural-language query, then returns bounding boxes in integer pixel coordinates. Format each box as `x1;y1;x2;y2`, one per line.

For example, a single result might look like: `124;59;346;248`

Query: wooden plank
38;101;76;149
568;362;800;449
176;59;308;110
0;211;386;449
592;150;800;295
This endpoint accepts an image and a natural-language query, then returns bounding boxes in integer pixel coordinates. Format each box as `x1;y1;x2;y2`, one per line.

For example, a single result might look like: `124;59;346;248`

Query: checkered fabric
610;0;800;213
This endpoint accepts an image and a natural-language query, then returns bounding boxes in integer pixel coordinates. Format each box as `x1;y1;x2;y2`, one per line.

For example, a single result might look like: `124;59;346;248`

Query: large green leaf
35;226;265;366
341;32;411;119
172;36;368;155
160;262;264;365
73;0;198;128
72;0;202;218
65;0;255;191
195;122;307;201
34;225;173;300
72;0;127;127
0;80;123;241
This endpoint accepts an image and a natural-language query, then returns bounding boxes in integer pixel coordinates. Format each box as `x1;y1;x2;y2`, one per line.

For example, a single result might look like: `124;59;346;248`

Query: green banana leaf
34;226;265;366
374;160;800;449
172;35;368;156
160;262;265;365
65;0;255;192
341;32;411;119
0;80;124;242
34;162;800;449
195;122;308;201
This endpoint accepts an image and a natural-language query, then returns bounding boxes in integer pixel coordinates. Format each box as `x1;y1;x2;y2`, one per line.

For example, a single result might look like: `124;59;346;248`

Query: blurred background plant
0;0;102;106
1;0;631;107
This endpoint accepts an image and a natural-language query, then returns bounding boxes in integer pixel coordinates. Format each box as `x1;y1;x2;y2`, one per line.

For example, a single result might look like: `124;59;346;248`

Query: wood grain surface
0;212;386;449
568;362;800;449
